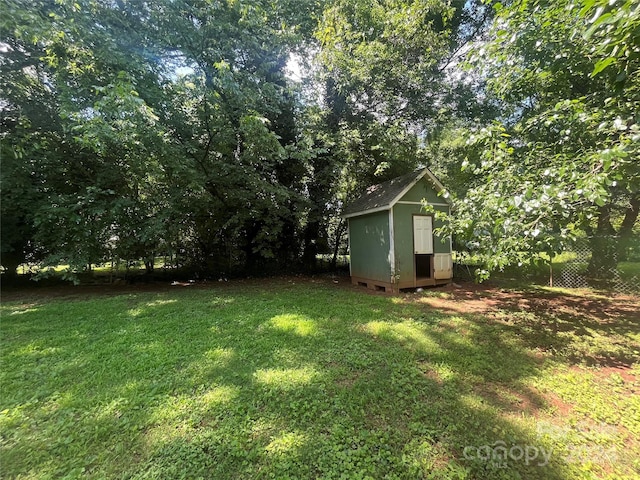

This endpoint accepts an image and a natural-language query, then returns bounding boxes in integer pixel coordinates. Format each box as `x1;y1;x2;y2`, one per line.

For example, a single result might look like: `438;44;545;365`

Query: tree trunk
144;257;154;274
587;205;618;278
331;219;346;270
617;196;640;262
242;221;261;273
302;220;320;271
1;251;22;281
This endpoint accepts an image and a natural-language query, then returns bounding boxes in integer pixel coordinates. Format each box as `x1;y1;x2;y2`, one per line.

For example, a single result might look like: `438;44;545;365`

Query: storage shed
343;168;453;292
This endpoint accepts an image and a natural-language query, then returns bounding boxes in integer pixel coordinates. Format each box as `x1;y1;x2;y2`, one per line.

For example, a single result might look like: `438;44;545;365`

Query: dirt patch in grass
334;370;362;388
543;392;575;417
585;365;638;381
473;382;547;416
413;283;639;322
567;365;639;395
407;283;640;368
422;368;444;385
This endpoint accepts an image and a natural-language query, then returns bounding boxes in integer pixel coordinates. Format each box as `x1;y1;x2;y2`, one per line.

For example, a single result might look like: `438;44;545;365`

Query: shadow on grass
416;287;640;368
1;283;582;479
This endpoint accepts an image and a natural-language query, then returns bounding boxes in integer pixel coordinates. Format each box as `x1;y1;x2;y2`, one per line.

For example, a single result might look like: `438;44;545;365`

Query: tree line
1;0;638;281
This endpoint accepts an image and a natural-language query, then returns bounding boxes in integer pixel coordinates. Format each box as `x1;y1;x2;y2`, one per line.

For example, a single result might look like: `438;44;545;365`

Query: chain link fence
451;236;640;294
553;237;640;295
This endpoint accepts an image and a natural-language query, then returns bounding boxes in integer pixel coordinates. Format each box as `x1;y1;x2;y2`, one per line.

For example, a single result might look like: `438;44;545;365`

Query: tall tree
308;0;494;263
432;0;639;278
1;0;331;278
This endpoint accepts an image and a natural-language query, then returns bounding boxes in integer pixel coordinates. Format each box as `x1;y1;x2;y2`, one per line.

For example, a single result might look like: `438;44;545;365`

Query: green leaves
316;0;465;122
578;0;640;81
434;0;640;279
591;57;616;76
2;0;331;275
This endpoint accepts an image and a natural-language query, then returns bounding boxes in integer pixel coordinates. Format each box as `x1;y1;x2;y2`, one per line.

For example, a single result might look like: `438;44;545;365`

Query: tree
316;0;491;123
1;0;65;276
142;0;311;271
1;0;331;278
1;0;175;277
430;0;639;279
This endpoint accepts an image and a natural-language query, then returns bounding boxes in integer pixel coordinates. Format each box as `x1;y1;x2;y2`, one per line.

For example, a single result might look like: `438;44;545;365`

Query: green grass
1;280;639;479
618;261;640;279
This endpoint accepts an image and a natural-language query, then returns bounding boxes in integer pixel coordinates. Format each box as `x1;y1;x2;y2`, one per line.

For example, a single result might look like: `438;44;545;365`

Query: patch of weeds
533;365;640;478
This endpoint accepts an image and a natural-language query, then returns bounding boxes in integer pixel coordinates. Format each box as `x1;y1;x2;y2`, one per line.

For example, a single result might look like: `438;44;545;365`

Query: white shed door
413;216;433;254
434;253;453;279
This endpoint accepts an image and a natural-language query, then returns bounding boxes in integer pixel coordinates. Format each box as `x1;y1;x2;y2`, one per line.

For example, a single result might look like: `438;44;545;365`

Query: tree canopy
1;0;638;281
431;0;639;279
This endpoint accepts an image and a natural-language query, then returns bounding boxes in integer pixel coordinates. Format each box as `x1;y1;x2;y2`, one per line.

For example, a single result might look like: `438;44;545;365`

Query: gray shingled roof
342;169;428;217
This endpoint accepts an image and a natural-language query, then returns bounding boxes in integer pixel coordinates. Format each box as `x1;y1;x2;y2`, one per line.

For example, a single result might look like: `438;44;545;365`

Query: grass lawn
1;278;639;479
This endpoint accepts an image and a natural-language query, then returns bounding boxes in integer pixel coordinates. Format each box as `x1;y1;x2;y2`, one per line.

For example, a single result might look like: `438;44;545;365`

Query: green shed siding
399;180;443;204
392;182;450;285
348;211;392;283
391;204;415;284
344;169;452;289
432;205;451;254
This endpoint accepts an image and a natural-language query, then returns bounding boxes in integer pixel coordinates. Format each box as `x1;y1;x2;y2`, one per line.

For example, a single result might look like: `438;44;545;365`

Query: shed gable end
398;177;445;205
342;168;449;219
